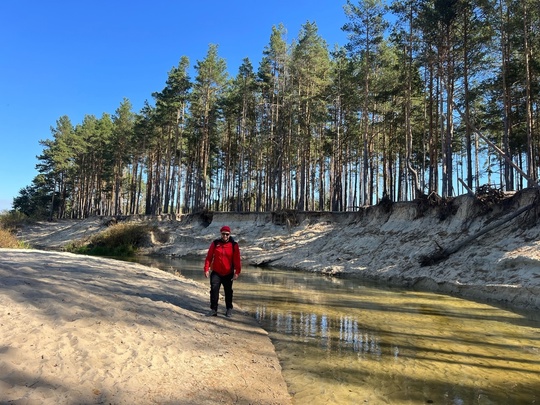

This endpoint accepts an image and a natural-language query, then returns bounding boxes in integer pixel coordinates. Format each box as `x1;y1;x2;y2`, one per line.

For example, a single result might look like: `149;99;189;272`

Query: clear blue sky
0;1;349;211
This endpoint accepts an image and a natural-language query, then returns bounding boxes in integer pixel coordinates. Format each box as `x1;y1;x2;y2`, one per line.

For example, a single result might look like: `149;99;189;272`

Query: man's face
221;231;230;241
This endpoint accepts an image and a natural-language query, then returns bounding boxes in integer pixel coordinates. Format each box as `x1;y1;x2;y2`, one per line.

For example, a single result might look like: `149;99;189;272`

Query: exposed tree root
419;197;539;266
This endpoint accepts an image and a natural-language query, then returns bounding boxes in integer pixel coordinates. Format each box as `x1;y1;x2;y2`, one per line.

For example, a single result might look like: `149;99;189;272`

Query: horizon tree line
13;0;539;219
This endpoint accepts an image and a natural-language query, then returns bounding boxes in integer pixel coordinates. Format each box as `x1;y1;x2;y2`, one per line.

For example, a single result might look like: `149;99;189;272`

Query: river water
125;256;540;405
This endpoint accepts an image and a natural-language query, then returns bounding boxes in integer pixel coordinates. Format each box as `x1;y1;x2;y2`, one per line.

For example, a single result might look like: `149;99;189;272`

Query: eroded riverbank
18;188;540;311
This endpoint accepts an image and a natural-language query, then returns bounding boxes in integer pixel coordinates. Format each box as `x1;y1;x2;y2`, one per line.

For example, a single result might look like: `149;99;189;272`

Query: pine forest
14;0;540;219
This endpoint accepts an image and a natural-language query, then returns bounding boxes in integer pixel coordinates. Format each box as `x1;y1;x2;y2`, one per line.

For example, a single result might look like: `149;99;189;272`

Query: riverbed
125;255;540;405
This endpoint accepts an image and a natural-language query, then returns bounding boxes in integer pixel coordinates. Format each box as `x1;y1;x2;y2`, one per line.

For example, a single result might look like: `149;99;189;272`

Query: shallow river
126;256;540;405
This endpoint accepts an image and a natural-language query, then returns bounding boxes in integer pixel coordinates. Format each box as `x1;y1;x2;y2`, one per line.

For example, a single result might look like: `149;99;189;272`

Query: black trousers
209;271;234;311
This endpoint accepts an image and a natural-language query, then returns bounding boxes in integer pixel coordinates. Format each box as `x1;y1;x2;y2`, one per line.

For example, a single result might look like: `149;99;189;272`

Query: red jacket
204;237;241;277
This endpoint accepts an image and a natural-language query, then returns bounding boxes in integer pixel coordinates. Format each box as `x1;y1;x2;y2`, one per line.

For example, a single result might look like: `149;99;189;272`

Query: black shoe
206;310;217;317
225;308;232;317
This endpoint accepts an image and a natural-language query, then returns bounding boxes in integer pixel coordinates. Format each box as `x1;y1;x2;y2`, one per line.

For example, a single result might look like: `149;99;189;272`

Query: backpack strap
214;237;237;247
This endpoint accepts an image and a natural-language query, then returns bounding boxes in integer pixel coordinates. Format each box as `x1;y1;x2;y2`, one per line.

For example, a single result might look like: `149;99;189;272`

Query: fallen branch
419;202;537;266
458;177;475;196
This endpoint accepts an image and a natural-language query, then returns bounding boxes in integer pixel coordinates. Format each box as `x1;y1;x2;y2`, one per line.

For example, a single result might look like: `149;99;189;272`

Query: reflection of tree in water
254;306;383;358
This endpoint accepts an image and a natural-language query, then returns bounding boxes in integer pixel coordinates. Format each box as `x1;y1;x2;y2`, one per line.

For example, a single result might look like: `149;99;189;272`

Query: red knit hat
220;226;231;233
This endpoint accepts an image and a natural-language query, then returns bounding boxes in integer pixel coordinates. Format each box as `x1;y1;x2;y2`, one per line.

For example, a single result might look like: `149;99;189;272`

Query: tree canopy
14;0;540;218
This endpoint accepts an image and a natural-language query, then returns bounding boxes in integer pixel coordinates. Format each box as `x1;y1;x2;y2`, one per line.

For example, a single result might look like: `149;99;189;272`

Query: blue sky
0;1;349;211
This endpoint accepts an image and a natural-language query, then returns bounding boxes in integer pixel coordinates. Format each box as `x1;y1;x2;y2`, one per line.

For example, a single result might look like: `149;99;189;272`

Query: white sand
0;249;290;405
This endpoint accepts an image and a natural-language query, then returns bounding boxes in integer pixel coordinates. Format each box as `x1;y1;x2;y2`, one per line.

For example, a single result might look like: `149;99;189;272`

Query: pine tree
343;0;389;205
188;44;228;210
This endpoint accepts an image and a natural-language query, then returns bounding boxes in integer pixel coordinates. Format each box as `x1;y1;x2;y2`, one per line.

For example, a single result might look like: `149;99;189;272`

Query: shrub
0;210;32;229
67;223;151;257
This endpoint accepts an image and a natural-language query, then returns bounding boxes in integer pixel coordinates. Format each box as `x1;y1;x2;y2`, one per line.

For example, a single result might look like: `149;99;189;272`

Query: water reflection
256;308;383;358
124;256;540;405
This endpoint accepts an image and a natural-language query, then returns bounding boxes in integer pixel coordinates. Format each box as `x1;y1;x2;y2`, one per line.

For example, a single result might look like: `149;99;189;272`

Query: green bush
67;223;150;257
0;210;32;229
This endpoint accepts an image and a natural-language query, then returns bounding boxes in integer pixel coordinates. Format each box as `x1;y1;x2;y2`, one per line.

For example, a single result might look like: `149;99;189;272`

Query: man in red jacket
204;225;241;317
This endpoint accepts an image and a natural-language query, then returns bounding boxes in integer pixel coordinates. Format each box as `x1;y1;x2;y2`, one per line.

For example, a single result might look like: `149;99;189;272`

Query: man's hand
233;273;239;280
204;271;209;278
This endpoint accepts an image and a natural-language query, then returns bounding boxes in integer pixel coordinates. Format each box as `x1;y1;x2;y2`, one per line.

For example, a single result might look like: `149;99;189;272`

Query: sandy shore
0;249;291;405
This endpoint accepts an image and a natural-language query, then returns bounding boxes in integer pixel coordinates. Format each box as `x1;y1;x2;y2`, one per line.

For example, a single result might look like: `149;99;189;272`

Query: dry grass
0;228;23;248
0;211;31;249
